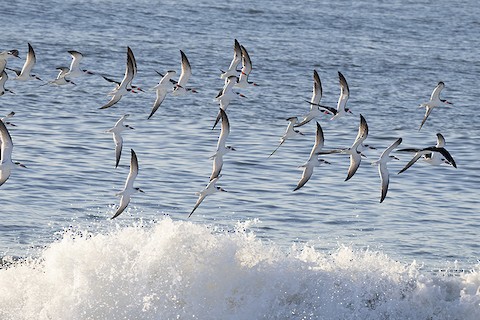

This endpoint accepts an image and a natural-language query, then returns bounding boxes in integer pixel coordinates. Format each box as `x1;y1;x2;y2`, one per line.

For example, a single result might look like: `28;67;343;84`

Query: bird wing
240;45;253;76
100;93;122;109
0;119;13;164
345;152;361;181
398;151;424;174
0;71;7;90
113;132;123;168
68;50;83;72
379;162;390;203
294;163;314;191
436;133;446;148
268;139;285;158
111;195;130;219
177;50;192;88
101;75;120;85
221;39;242;78
0;170;12;187
189;193;206;218
19;43;36;77
430;81;445;101
336;71;350;112
125;149;139;189
296;111;317;127
0;60;7;74
425;147;456;168
56;66;70;79
418;106;434;131
210;155;224;181
120;47;136;90
148;87;168;119
309;122;325;159
381;138;402;159
351;114;369;151
310;69;322;105
127;47;137;79
216;109;230;150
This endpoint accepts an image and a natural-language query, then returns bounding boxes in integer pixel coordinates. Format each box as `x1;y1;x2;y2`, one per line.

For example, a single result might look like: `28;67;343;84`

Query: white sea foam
0;217;479;320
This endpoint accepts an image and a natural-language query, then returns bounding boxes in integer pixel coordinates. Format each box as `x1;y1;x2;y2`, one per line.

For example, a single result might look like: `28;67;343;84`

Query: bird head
8;50;20;58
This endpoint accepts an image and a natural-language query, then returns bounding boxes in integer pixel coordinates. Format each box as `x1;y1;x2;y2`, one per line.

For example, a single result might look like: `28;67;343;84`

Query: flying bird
296;70;333;127
371;138;402;203
294;122;330;191
189;176;227;218
106;114;134;168
99;47;138;109
148;70;177;119
210;109;235;181
320;114;369;181
220;39;242;79
398;133;454;167
398;134;457;174
8;43;41;81
418;82;452;131
343;114;369;181
172;50;196;96
330;71;353;120
212;75;239;129
235;45;258;88
268;116;304;158
43;67;75;86
64;50;94;79
111;149;143;219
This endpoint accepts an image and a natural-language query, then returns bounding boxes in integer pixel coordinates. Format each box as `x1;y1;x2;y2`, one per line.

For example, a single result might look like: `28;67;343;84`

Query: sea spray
1;217;479;319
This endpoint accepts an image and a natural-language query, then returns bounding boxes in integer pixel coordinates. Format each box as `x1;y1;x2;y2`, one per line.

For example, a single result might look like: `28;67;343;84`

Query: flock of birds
0;40;457;219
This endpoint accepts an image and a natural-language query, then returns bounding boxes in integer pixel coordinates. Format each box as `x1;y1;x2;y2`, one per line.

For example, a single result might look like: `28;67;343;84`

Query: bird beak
393;156;400;160
16;162;27;168
219;187;227;192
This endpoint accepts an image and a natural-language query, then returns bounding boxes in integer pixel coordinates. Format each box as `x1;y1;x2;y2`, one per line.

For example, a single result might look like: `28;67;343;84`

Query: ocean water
1;0;479;318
